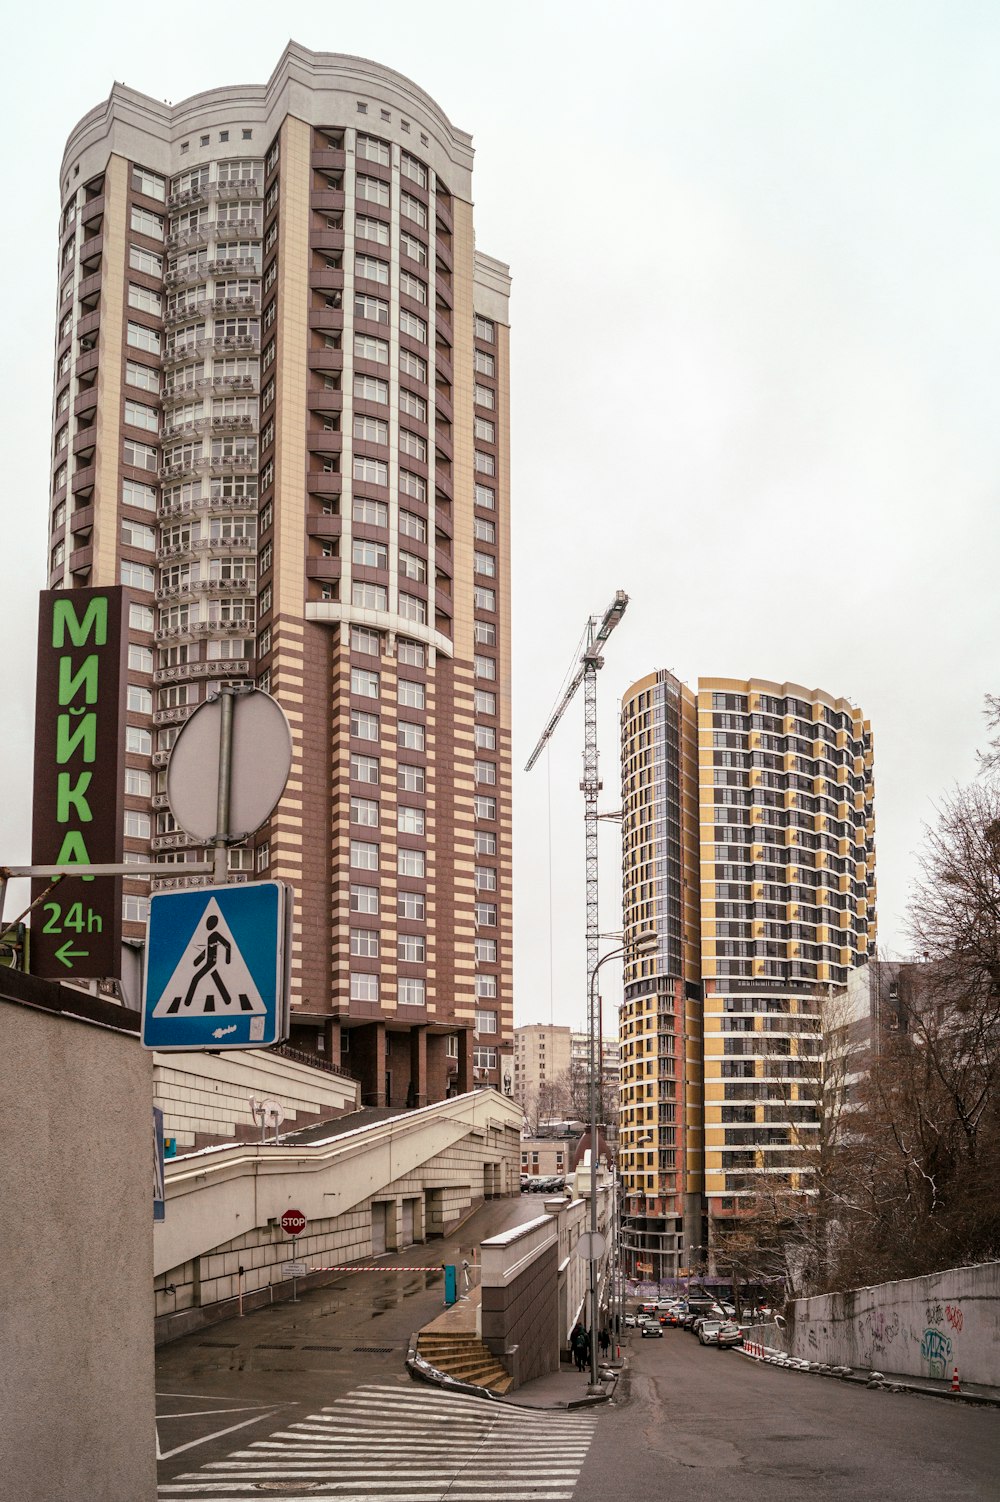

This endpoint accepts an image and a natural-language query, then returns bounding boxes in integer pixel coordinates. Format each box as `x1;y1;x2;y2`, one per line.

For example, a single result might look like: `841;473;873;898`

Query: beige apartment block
46;44;512;1106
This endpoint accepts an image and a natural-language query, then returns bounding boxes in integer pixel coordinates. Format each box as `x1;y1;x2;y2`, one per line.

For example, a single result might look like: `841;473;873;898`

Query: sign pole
213;687;236;885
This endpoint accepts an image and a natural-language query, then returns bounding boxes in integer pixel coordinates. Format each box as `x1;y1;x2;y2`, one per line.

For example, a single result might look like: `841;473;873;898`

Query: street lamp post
586;930;656;1390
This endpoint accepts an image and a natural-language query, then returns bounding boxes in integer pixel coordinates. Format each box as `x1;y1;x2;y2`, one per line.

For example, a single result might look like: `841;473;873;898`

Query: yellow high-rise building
620;672;876;1281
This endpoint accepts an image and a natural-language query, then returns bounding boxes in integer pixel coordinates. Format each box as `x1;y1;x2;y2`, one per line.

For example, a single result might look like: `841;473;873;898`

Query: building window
350;928;380;957
475;485;496;510
475;350;495;377
398;593;427;624
123;895;150;923
474;760;497;785
397;639;425;667
351;753;380;784
356;254;389;285
474;1046;498;1070
124;810;150;839
356;216;390;247
122;519;155;550
353;456;388;485
350;796;379;828
399;977;426;1005
475;975;497;999
351;667;380;698
398;721;425;751
398;764;425;793
475;830;497;855
255;842;270;872
476;902;497;926
475;690;497;716
124;439;158;472
475;866;497;891
354;414;388;443
399;349;427;382
398;934;425;962
355;334;389;365
474;655;496;681
125;767;151;796
398;849;425;877
126;361;160;395
350;840;379;870
352;582;388;611
352;539;387;569
130;206;164;239
475;1007;498;1032
127;644;153;673
353;498;388;527
351;972;380;1001
350;709;379;741
120;561;155;592
475;316;496;344
398;550;426;583
398;679;425;709
475;938;497;963
398;806;425;835
398;891;425;920
350;884;379;914
126;726;152;754
351;625;382;654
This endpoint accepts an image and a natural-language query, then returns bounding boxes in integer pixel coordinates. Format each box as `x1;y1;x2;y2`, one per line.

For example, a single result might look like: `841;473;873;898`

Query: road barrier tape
307;1265;444;1273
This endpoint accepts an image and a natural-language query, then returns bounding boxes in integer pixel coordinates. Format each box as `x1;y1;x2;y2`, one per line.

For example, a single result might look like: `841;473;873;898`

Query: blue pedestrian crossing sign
141;882;290;1051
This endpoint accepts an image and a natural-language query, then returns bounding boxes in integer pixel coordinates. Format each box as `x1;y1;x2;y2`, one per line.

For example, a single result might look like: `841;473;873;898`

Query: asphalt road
155;1195;542;1487
580;1326;999;1502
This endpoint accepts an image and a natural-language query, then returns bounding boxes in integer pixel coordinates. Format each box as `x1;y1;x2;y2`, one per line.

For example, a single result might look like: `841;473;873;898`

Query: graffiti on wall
920;1326;953;1378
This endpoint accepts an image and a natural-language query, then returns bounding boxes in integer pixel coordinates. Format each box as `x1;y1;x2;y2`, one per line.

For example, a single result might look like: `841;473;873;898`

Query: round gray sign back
166;689;293;842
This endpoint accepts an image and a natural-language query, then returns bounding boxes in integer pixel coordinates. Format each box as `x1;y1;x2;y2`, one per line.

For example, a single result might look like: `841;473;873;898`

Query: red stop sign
280;1208;306;1236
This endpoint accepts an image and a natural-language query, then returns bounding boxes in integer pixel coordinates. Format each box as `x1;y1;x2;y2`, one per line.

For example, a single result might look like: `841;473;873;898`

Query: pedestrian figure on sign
183;914;231;1010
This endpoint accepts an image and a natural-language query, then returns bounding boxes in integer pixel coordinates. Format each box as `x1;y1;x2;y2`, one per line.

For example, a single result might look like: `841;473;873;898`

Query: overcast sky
2;1;997;1031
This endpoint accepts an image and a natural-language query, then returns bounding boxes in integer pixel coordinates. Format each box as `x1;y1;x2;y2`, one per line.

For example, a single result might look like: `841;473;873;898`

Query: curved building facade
45;44;512;1104
620;671;876;1281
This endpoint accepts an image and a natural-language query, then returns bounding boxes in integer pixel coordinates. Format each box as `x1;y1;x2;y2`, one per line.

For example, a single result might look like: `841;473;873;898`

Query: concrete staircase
416;1330;513;1394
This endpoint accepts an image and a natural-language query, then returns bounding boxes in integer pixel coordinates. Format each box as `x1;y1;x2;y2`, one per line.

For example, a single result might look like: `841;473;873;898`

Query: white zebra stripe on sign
158;1381;597;1500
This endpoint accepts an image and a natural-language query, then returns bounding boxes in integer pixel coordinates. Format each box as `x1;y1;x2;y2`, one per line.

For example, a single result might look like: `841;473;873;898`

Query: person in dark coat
599;1326;610;1356
570;1322;589;1372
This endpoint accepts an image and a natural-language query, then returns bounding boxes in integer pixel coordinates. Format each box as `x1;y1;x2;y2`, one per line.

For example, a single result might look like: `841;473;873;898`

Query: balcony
217;179;261;200
151;827;199;848
306;514;342;540
153;659;249;685
311;148;346;173
158;492;257;520
164;299;210;328
305;557;340;581
166;226;213;251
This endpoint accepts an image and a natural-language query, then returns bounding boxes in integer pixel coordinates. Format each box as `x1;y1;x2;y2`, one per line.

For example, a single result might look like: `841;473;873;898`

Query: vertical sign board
31;587;128;979
153;1106;166;1223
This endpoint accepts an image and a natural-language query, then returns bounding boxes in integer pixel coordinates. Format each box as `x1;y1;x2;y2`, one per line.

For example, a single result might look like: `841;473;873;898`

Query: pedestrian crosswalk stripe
158;1381;596;1500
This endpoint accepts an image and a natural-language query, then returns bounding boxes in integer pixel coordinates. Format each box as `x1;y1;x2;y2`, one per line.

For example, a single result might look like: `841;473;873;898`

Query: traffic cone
951;1366;960;1393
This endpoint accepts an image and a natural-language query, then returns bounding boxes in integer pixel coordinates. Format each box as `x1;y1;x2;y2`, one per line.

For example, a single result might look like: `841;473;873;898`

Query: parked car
715;1322;743;1349
624;1313;638;1328
640;1320;664;1338
698;1320;724;1346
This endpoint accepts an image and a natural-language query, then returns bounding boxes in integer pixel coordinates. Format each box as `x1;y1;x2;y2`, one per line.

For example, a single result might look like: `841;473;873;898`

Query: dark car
640;1320;664;1338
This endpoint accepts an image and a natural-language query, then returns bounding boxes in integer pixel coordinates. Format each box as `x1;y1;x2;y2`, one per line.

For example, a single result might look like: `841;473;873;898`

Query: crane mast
525;590;629;1060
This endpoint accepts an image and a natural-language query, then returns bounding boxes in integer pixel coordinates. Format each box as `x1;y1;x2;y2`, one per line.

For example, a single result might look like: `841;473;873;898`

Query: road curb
736;1345;1000;1408
405;1331;619;1408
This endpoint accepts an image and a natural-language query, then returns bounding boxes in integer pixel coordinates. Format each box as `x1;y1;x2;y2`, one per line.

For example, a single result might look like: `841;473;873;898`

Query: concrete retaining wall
787;1262;1000;1383
1;981;156;1502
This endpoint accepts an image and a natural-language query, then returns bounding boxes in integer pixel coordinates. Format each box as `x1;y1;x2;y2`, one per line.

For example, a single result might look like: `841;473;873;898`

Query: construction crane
524;589;629;1050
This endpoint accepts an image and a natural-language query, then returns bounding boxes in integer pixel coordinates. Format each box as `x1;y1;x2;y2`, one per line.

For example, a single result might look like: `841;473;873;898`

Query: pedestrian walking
570;1322;588;1372
599;1327;610;1357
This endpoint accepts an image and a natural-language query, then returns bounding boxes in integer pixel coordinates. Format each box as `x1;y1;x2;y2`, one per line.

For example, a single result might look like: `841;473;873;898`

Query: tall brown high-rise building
44;44;512;1105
